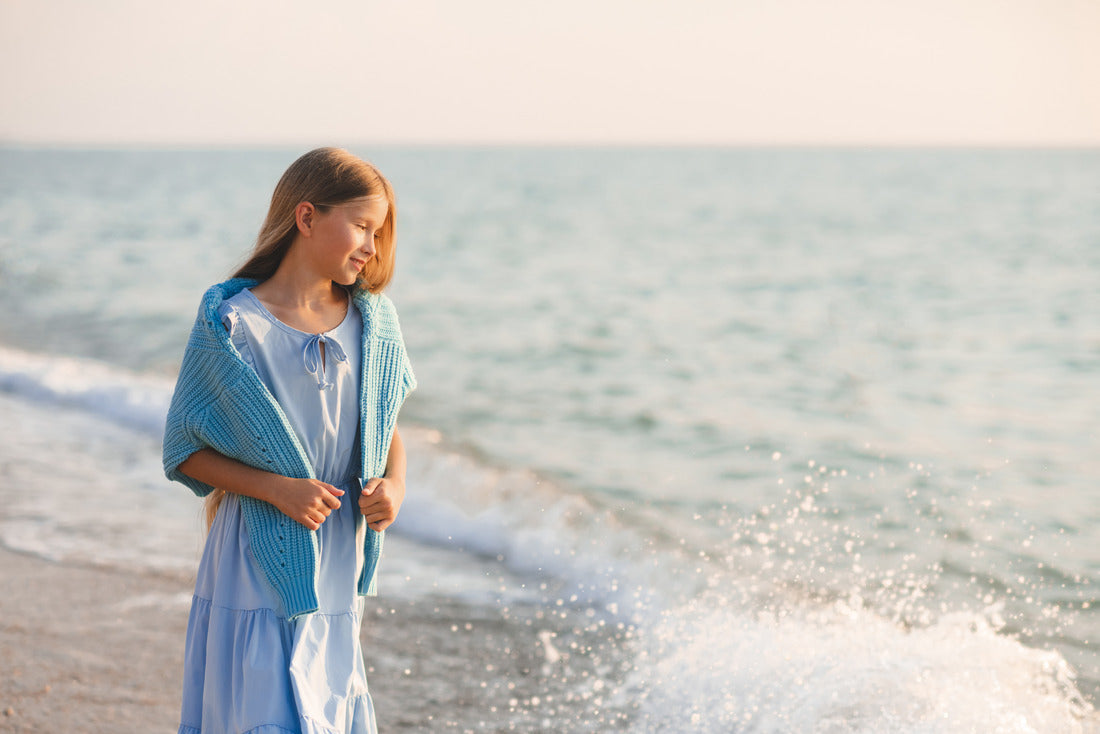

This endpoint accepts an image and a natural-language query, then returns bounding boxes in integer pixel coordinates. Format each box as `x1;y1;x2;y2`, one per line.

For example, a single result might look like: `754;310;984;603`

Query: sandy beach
0;546;189;732
0;543;613;733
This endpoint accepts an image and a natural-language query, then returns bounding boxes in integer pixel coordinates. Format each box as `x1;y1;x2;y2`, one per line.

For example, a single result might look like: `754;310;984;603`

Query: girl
163;148;416;734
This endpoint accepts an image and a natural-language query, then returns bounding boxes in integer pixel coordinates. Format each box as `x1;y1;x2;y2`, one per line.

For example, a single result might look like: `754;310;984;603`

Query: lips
350;257;366;268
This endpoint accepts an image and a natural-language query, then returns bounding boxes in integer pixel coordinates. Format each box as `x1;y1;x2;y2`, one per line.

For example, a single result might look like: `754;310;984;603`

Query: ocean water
0;146;1097;732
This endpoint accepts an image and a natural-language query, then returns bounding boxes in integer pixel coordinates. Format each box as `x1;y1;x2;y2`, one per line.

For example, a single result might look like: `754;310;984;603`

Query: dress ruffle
179;492;375;734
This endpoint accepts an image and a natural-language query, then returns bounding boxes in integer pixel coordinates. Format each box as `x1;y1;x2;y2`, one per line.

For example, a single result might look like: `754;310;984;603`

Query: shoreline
0;389;623;732
0;544;618;733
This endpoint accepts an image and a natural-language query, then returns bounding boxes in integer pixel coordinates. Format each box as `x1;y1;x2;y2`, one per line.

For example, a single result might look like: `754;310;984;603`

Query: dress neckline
241;288;353;338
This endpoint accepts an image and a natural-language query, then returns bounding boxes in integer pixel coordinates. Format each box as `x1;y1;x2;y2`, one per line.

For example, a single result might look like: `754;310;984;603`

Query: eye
374;232;382;240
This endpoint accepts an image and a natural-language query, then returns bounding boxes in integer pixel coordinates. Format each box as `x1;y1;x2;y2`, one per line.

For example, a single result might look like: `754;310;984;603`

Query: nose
360;237;376;258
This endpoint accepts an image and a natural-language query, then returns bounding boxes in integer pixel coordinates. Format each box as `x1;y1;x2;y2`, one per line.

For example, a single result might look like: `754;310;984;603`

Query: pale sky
2;0;1098;146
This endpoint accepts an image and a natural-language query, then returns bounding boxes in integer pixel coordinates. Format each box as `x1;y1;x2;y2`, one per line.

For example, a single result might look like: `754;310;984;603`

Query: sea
0;146;1097;733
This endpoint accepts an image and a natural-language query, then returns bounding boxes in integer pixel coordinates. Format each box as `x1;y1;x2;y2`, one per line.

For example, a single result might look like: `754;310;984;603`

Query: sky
1;0;1098;146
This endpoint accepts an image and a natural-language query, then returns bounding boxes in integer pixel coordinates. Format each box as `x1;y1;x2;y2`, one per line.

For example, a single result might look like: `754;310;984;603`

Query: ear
294;202;316;236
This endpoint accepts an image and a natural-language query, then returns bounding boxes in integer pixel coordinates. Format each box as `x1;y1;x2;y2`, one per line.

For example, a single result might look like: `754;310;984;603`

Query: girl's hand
272;477;345;531
176;449;344;531
359;477;405;532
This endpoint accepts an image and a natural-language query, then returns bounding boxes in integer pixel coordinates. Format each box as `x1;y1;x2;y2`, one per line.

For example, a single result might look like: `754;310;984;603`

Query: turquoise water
1;147;1097;731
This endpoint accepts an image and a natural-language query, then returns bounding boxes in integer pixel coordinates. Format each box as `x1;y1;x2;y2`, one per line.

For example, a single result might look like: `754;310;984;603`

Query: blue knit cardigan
162;278;416;619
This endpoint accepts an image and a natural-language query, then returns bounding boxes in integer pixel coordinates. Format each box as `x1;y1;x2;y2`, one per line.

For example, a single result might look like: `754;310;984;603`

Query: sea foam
623;594;1096;733
1;345;1095;730
0;345;173;434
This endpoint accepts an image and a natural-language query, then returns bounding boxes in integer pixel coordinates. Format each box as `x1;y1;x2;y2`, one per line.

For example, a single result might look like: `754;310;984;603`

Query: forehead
332;195;387;221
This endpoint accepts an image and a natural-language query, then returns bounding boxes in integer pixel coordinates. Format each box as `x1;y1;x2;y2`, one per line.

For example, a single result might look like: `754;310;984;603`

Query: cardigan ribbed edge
162;278;416;618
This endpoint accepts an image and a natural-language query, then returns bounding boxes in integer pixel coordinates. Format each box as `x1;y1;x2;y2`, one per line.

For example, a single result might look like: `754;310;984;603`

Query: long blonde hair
233;146;397;293
205;488;224;531
206;148;398;529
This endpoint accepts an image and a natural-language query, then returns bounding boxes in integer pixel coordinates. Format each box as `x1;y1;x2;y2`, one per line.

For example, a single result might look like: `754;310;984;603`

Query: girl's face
307;196;388;286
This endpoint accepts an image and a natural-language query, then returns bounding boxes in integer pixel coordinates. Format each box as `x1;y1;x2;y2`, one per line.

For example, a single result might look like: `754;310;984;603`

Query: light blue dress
179;289;377;734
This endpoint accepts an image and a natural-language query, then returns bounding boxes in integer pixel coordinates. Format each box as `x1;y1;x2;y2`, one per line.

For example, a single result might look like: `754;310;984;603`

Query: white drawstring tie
301;333;348;390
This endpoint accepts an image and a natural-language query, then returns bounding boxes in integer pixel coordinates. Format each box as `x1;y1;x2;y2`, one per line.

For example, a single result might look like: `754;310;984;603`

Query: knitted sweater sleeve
162;310;225;497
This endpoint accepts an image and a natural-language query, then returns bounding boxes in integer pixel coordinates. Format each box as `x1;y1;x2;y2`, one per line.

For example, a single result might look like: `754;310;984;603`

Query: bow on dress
301;333;348;390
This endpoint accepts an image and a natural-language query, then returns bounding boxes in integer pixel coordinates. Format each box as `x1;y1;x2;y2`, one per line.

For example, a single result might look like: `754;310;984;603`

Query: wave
0;345;670;608
1;344;1095;728
396;419;1100;729
0;345;174;435
398;426;679;617
623;595;1097;732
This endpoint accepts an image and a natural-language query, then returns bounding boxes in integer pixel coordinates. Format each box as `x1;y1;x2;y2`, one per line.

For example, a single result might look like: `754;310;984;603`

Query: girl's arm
359;428;406;532
177;448;344;531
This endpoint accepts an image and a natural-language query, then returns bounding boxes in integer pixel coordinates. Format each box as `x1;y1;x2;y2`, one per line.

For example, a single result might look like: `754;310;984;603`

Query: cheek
333;228;359;253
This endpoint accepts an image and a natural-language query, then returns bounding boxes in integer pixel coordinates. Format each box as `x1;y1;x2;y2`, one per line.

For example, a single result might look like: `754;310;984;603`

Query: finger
360;499;391;517
326;486;346;497
323;492;342;509
361;509;393;524
363;478;382;496
359;493;388;508
369;519;391;532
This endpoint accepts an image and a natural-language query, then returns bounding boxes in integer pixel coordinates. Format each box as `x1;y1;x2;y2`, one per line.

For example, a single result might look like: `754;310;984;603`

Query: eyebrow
323;199;386;225
355;214;384;227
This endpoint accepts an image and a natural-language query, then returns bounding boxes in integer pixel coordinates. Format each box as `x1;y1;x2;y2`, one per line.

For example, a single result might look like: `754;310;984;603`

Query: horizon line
3;139;1100;152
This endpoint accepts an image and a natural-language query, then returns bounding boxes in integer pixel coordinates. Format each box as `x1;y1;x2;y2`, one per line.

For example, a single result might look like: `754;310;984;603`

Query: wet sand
0;546;189;732
0;544;619;733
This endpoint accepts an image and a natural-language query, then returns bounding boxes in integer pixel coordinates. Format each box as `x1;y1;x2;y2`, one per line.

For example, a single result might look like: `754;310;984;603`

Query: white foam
625;594;1098;733
0;345;173;435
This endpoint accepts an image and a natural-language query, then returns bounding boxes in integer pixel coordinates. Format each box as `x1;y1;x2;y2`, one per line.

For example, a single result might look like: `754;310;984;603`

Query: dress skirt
178;479;376;734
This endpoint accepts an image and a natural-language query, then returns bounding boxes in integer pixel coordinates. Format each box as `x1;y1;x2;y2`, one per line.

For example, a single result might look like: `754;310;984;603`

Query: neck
256;253;344;308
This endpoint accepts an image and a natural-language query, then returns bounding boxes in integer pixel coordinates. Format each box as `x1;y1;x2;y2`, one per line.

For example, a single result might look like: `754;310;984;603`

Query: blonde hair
207;148;398;529
205;490;223;532
233;147;397;293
